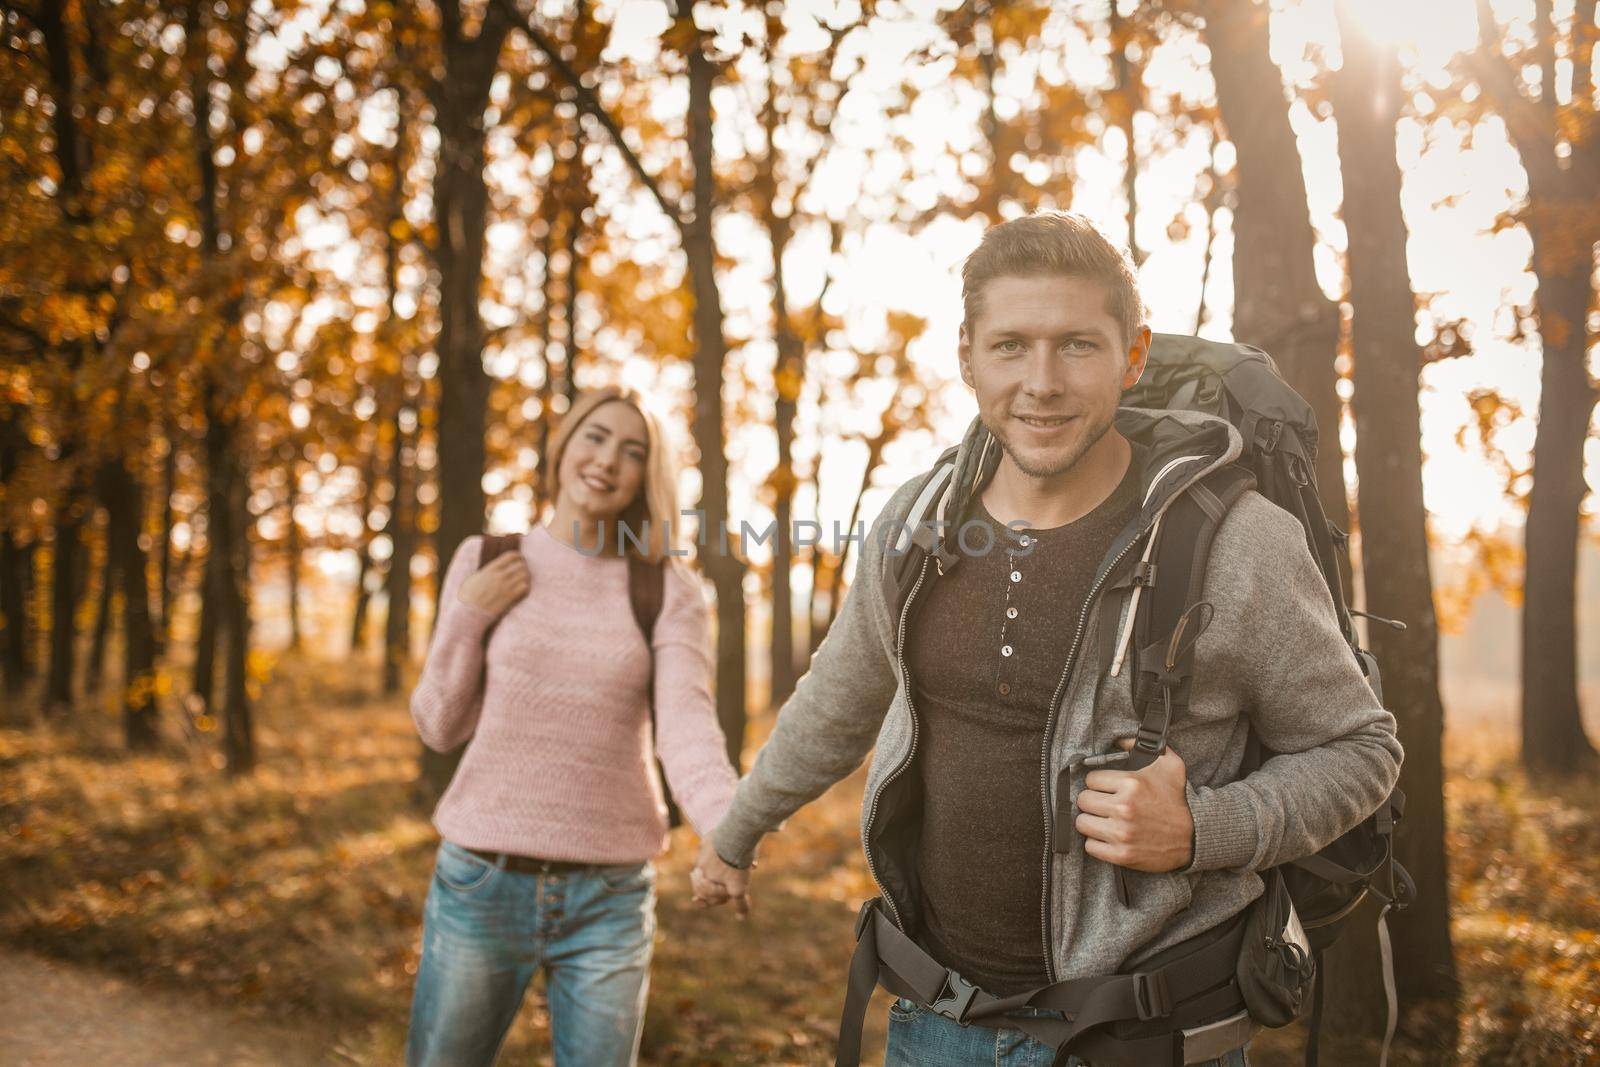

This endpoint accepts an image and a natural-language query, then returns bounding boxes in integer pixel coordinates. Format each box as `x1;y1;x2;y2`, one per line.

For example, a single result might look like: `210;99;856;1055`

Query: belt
463;847;592;876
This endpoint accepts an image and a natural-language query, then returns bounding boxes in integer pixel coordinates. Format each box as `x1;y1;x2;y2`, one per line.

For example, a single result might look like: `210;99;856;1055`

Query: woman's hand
457;549;531;617
691;837;752;917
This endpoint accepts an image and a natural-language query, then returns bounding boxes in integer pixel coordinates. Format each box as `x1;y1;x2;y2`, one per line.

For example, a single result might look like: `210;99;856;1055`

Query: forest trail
0;949;339;1067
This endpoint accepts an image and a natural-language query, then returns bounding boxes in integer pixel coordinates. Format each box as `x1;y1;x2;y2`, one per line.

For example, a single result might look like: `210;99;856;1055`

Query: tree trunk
156;425;178;651
219;431;253;774
1331;6;1460;1048
86;505;116;697
535;202;557;508
384;406;417;695
1;423;32;706
1109;0;1143;265
1;534;29;703
762;60;802;707
417;0;511;801
349;450;379;655
382;136;415;696
1201;0;1354;595
285;452;302;651
45;505;83;717
563;180;583;405
104;457;159;748
679;0;747;768
1519;224;1599;773
1512;0;1600;775
192;400;226;716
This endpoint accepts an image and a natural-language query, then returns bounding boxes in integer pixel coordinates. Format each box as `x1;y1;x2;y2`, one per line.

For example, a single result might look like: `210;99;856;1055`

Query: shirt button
999;682;1011;696
1001;644;1013;657
1007;607;1018;619
1010;570;1022;583
1020;535;1032;547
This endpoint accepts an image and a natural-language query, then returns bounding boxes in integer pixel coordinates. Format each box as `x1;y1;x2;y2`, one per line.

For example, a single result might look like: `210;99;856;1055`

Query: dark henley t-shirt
904;449;1143;995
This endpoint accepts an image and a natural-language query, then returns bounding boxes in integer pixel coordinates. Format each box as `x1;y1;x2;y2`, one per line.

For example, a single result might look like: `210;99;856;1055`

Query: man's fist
1074;737;1194;873
691;837;752;917
459;548;531;617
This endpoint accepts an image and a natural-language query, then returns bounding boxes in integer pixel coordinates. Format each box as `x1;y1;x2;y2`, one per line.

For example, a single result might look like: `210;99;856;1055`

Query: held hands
1074;737;1195;873
691;837;752;918
458;549;531;617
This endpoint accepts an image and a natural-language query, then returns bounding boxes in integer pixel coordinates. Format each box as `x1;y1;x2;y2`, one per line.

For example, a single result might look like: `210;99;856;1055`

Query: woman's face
556;400;650;522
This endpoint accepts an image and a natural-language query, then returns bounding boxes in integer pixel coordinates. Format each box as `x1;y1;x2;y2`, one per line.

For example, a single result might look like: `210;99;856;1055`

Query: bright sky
269;0;1596;584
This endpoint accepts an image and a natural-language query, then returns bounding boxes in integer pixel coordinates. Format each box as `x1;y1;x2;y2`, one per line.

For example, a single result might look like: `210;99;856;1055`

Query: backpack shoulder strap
478;532;522;569
626;554;667;646
627;555;684;828
1127;464;1256;760
885;458;958;618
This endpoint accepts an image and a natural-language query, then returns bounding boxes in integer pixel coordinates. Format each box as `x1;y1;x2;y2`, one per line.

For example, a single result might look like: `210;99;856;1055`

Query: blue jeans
884;997;1251;1067
406;842;656;1067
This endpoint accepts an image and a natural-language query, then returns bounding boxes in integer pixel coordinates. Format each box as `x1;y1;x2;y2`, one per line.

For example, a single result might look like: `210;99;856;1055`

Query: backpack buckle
929;971;979;1026
1257;419;1284;453
1132;970;1172;1020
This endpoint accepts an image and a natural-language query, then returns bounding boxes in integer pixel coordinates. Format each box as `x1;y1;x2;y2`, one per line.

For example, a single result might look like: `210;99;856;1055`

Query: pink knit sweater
411;525;738;863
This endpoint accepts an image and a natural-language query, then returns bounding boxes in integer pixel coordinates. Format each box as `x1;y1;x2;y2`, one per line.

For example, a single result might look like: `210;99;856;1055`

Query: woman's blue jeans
884;996;1251;1067
405;841;656;1067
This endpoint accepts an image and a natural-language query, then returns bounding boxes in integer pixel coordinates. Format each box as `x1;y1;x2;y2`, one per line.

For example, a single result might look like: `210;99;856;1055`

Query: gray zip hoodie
713;408;1403;983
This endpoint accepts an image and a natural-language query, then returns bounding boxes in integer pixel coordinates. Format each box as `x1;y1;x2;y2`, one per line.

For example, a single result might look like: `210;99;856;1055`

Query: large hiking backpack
1123;334;1416;1065
858;333;1414;1067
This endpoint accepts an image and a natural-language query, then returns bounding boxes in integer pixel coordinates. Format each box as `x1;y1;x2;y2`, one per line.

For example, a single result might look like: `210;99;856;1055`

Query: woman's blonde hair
542;387;682;564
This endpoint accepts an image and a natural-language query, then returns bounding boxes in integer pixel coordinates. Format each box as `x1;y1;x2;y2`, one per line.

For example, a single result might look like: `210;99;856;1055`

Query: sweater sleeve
711;480;917;868
1180;494;1405;874
410;535;499;752
649;562;739;838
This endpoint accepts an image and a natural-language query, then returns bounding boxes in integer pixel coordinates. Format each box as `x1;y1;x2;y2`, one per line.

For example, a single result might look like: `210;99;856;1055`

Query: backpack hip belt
835;898;1258;1067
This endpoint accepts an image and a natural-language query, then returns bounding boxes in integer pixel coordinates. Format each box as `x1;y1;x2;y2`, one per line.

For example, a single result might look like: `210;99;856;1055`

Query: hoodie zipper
1034;453;1210;983
861;552;932;931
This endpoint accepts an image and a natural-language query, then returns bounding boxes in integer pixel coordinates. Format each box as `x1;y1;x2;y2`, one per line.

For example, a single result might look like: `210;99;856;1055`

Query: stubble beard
990;404;1117;481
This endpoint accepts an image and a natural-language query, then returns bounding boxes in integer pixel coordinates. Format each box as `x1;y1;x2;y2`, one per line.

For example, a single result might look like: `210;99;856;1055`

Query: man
693;212;1403;1066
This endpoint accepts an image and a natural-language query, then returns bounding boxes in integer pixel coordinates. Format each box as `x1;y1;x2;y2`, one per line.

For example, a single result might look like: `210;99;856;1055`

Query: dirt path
0;950;341;1067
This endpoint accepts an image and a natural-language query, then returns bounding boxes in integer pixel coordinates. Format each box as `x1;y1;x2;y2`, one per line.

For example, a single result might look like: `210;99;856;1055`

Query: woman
406;387;738;1067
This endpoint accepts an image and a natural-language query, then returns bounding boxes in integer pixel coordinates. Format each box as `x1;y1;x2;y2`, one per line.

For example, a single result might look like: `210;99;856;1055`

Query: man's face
958;274;1148;480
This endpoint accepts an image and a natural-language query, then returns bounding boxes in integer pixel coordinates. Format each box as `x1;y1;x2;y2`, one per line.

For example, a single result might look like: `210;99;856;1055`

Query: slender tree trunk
382;139;415;695
562;173;583;407
1519;234;1599;773
86;508;116;697
191;541;218;716
679;0;746;768
1511;0;1600;774
192;395;226;716
1;422;32;706
827;433;889;634
536;205;557;506
219;432;253;774
762;65;802;706
384;407;416;695
46;506;83;717
104;458;159;747
418;0;511;800
349;450;379;655
156;426;178;650
285;453;302;651
1331;7;1459;1050
1109;0;1143;265
1201;0;1354;596
1;534;29;703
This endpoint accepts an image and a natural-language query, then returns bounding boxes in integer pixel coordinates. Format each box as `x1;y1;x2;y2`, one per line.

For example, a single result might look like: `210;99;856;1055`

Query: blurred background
0;0;1596;1063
